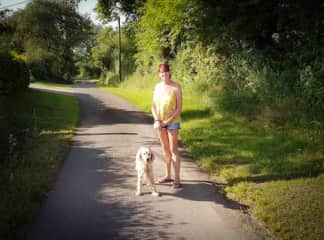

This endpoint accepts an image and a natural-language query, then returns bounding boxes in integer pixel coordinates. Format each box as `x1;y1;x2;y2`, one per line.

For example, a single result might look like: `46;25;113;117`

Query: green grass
181;111;323;183
30;81;72;89
100;79;324;240
0;88;79;240
100;87;154;112
226;175;324;240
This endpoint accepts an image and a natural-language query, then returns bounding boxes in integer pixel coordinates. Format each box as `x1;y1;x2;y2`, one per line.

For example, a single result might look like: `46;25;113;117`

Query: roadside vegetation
30;81;73;90
1;2;88;237
0;87;79;239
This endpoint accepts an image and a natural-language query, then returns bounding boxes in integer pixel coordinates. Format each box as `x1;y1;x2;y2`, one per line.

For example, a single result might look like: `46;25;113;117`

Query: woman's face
158;71;170;81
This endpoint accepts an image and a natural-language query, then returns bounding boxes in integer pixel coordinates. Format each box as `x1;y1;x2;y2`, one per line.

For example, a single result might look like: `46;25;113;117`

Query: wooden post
118;16;122;82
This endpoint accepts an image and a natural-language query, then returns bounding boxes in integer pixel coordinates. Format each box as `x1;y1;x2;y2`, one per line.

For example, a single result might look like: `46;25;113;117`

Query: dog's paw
152;192;160;197
136;191;143;196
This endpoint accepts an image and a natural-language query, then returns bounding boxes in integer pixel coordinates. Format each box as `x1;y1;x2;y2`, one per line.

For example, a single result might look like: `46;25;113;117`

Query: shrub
0;51;30;95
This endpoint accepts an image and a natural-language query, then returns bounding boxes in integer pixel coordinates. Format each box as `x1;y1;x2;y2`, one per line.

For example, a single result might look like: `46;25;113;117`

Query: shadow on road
156;180;248;211
75;132;138;136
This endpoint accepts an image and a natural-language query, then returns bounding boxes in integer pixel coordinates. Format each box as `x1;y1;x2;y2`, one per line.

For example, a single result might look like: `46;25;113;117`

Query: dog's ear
147;146;154;162
136;148;142;161
150;151;154;162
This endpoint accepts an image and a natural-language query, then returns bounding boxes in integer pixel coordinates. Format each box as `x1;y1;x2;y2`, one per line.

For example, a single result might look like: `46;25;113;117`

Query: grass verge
0;88;79;240
30;81;73;89
100;85;324;240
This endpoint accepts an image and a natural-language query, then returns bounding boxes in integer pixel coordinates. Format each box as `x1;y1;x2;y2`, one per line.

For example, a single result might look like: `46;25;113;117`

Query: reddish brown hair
158;63;170;72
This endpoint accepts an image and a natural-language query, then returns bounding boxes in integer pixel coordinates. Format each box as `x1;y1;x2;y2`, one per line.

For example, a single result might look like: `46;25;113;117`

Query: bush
0;51;30;95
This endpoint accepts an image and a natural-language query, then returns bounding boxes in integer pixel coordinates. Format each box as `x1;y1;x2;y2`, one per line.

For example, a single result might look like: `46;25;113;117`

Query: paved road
24;80;270;240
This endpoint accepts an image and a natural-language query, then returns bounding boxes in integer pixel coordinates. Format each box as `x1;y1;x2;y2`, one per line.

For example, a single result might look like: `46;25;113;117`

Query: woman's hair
158;63;170;72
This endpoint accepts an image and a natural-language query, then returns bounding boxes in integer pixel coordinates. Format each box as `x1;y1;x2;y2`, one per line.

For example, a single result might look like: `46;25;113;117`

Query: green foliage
95;0;324;117
96;0;145;21
227;175;324;240
172;43;224;106
74;25;101;79
298;63;324;113
91;25;137;85
12;0;93;82
135;0;201;68
91;27;118;71
124;0;324;117
0;51;30;95
75;61;101;79
0;9;14;52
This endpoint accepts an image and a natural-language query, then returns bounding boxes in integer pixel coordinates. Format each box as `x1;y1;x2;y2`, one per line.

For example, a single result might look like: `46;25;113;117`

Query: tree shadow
75;132;138;136
158;180;248;211
22;140;180;240
229;159;324;185
181;109;211;121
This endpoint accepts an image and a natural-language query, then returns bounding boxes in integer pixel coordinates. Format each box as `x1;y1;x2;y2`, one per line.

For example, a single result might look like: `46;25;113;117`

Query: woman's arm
152;86;162;128
152;86;159;121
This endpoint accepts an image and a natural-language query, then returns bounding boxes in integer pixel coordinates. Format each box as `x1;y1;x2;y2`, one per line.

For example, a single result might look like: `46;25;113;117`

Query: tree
96;0;144;82
90;25;136;84
135;0;202;68
91;27;118;73
96;0;324;112
14;0;93;82
0;9;14;52
74;24;102;78
96;0;145;22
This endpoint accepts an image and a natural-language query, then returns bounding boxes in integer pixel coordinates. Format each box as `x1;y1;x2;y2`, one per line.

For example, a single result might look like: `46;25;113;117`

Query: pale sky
0;0;124;27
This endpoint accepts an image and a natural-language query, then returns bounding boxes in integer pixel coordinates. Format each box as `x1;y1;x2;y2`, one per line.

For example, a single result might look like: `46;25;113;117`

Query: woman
152;63;183;188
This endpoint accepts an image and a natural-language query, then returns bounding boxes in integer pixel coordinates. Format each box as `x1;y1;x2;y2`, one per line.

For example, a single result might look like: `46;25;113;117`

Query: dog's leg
144;167;150;186
142;168;147;186
136;171;143;196
147;170;159;197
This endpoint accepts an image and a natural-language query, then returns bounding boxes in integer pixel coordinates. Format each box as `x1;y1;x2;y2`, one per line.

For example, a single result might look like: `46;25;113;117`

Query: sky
0;0;124;27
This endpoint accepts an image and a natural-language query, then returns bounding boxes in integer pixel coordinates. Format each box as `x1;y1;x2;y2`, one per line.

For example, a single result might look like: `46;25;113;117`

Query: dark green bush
0;52;30;95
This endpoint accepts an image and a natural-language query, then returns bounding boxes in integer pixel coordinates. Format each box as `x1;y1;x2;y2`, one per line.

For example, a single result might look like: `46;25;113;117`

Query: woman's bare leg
157;128;172;179
167;129;180;184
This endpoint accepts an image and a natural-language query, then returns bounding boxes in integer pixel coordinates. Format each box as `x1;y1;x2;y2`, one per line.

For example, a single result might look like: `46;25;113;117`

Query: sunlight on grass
100;87;153;112
31;81;72;89
181;110;324;183
227;174;324;240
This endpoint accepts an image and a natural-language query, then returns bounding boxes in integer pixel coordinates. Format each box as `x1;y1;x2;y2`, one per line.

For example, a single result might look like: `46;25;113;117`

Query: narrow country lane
24;80;270;240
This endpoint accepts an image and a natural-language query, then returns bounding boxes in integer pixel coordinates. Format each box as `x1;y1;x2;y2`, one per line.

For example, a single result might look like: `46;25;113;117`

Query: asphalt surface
23;80;270;240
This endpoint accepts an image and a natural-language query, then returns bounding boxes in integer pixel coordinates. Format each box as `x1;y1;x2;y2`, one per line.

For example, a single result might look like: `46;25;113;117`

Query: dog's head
138;147;154;163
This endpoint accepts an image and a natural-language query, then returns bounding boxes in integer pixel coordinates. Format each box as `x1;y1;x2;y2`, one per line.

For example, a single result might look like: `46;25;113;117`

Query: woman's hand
154;120;168;128
160;121;167;127
153;120;161;129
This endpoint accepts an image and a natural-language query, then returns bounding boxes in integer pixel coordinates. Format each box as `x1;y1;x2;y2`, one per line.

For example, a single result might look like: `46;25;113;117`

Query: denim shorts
162;122;181;130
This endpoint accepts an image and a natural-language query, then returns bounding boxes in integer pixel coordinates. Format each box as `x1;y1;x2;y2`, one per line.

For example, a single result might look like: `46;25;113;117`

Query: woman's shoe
172;182;182;189
157;177;173;184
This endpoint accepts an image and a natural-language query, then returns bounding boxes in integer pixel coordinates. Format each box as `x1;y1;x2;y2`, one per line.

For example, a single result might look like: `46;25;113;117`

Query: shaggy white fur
135;146;159;197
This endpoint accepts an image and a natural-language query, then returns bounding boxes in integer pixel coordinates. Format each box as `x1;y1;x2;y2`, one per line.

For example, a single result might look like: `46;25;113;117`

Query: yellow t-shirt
153;85;180;124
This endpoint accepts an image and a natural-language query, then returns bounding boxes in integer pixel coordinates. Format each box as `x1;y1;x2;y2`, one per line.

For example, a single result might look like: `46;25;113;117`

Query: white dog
135;146;159;197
